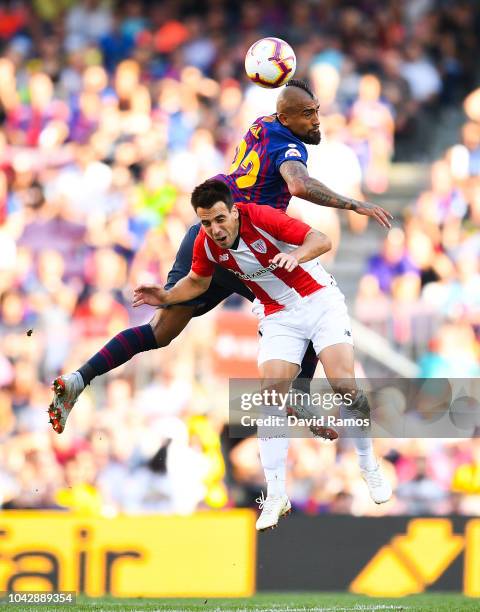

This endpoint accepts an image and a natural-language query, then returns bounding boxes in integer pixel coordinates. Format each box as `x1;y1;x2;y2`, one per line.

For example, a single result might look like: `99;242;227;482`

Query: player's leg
258;359;298;491
254;315;307;531
289;340;338;440
80;306;195;385
48;304;197;433
308;286;391;503
294;341;318;394
318;342;392;504
49;224;219;433
255;359;299;531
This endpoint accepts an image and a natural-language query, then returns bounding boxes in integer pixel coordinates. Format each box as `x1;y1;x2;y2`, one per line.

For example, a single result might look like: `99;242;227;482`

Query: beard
300;129;322;145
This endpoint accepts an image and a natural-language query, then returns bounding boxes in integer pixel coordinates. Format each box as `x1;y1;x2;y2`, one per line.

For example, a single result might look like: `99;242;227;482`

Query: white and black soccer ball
245;37;296;89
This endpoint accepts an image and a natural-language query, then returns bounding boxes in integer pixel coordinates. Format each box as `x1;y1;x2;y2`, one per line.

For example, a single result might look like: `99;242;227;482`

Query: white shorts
257;286;353;366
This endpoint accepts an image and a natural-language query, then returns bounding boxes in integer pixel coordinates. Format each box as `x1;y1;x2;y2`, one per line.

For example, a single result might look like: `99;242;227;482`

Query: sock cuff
134;323;158;351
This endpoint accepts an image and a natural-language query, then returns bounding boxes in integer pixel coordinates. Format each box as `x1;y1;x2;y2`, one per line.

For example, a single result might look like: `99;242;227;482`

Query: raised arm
133;272;211;308
280;160;393;228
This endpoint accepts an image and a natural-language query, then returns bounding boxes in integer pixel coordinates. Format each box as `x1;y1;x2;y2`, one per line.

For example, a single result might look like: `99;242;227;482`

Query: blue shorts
164;223;255;317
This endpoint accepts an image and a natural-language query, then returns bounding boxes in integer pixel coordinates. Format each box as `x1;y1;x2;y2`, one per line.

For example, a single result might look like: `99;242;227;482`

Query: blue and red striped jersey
215;115;308;211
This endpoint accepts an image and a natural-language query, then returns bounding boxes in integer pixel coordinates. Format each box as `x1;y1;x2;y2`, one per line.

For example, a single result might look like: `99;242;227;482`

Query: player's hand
270;252;298;272
132;284;169;307
355;201;393;228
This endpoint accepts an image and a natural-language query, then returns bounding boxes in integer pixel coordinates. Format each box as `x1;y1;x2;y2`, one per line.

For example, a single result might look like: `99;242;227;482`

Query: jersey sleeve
191;232;215;277
246;204;311;245
267;124;308;172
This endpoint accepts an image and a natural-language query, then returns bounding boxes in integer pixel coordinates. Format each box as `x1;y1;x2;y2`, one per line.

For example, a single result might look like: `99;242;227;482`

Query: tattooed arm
280;160;393;228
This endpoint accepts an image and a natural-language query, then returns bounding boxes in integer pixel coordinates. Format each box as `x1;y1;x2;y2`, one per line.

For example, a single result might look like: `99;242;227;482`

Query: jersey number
229;139;260;189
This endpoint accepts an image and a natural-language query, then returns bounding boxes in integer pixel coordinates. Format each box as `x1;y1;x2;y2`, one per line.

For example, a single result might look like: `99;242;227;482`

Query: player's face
283;100;321;145
197;202;239;248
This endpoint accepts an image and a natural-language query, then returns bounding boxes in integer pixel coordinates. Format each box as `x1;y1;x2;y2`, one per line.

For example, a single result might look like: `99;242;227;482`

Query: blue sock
78;324;158;385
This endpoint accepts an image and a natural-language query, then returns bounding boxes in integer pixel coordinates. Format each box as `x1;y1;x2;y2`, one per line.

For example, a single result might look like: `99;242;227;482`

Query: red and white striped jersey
192;203;333;316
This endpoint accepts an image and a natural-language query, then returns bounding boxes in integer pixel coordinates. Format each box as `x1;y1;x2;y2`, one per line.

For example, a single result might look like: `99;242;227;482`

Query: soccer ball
245;37;296;88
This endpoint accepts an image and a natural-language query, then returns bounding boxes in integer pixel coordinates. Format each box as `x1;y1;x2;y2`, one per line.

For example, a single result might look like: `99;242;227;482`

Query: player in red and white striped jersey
192;197;331;317
133;180;392;529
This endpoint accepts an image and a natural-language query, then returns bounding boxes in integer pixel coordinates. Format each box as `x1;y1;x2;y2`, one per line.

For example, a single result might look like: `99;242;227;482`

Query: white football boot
361;464;392;504
255;491;292;531
48;372;84;433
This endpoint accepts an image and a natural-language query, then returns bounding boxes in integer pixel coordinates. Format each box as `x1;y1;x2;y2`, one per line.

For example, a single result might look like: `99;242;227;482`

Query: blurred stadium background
0;0;480;604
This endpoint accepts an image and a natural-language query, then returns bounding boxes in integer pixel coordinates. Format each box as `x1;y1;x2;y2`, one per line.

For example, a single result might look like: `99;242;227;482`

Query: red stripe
132;326;144;343
206;235;284;316
241;214;324;297
253;136;270;204
116;332;134;358
100;347;114;369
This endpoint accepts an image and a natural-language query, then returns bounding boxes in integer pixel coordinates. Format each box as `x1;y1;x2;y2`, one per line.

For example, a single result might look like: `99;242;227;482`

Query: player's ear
277;112;288;127
232;204;239;218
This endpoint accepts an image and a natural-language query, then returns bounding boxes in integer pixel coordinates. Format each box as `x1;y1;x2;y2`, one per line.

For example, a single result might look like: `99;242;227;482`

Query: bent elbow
322;237;332;254
287;180;306;198
196;278;211;294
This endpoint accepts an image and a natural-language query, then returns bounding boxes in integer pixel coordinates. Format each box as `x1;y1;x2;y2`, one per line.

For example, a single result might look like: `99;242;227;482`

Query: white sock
340;402;377;471
73;371;85;391
258;436;289;497
353;436;377;471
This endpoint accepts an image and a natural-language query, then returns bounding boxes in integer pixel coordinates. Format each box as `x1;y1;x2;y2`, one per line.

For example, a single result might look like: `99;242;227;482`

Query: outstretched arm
280;160;393;228
133;272;212;308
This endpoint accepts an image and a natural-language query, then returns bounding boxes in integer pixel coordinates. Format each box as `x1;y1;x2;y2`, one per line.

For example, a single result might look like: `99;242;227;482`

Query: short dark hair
286;79;315;99
191;179;234;211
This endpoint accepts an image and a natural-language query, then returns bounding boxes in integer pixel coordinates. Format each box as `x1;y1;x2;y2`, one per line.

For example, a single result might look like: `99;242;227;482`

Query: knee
329;370;357;398
149;312;173;347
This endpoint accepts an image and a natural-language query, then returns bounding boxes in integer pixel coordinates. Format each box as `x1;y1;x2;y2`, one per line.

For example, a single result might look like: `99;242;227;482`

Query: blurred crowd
355;103;480;374
1;0;480;516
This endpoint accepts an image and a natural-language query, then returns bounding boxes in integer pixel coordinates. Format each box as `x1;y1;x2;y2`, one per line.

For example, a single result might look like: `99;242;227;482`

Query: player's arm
248;205;331;272
271;229;331;272
133;231;215;307
132;272;212;307
280;160;393;228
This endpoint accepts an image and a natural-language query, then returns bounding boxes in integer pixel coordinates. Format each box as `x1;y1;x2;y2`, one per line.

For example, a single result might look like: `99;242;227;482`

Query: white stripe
204;238;216;263
229;238;299;307
251;222;332;286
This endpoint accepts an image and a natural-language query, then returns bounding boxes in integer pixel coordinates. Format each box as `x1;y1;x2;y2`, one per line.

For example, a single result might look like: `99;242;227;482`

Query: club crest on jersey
285;148;302;158
219;253;229;262
251;239;267;254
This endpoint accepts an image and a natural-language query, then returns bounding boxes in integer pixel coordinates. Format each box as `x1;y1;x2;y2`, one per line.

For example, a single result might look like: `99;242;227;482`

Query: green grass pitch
11;592;478;611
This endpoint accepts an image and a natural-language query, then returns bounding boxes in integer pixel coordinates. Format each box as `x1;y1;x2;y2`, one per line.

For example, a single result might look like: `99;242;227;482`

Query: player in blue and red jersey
49;80;392;440
216;113;309;212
